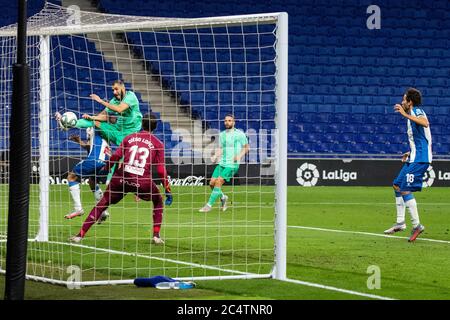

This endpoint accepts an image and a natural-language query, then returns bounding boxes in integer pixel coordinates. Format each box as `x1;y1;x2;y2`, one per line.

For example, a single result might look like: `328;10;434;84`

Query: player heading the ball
384;88;432;242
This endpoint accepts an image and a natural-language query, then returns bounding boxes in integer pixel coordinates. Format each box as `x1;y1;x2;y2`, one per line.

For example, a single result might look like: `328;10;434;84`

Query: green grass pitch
1;185;450;299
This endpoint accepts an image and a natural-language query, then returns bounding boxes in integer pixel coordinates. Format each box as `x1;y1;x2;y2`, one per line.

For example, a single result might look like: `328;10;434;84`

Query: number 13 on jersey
124;145;150;176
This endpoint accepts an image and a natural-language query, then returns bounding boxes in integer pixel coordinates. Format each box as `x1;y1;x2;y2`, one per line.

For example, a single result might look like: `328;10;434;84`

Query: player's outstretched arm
68;134;90;151
77;111;113;129
82;110;108;122
90;93;130;113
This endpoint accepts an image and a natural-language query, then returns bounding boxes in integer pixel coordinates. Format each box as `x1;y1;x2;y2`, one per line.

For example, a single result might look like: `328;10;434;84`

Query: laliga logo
422;166;435;188
296;163;320;187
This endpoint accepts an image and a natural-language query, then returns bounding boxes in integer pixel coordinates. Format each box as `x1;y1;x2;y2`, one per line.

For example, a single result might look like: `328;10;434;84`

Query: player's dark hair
112;79;124;86
142;113;158;132
405;88;422;106
224;114;234;119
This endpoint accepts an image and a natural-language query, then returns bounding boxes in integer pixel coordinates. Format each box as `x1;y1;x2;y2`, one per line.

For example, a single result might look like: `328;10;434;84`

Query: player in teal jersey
199;114;249;213
81;79;143;146
56;80;143;198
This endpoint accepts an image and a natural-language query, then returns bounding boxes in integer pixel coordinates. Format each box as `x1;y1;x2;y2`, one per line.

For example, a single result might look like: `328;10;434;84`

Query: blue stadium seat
86;0;450;156
332;113;349;123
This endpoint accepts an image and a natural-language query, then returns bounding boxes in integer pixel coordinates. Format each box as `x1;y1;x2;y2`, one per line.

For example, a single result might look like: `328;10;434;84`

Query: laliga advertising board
12;156;450;187
288;159;450;187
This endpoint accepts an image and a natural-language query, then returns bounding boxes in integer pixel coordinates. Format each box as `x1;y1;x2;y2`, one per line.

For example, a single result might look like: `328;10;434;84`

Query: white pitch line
26;239;257;277
289;202;450;206
281;278;395;300
166;201;450;206
1;234;395;299
289;225;450;244
163;224;274;228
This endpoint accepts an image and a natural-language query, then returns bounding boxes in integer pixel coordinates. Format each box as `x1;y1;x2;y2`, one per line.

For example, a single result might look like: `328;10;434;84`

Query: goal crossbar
0;3;282;37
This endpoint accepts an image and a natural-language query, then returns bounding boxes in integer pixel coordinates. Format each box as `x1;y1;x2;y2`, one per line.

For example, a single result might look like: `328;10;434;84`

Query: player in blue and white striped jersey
65;127;111;221
384;88;432;242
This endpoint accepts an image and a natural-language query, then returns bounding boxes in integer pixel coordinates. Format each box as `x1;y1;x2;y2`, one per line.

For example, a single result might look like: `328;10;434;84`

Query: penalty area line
281;278;395;300
289;225;450;244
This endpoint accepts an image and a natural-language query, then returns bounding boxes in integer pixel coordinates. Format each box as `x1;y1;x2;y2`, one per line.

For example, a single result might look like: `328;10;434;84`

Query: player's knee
68;172;78;181
215;178;224;187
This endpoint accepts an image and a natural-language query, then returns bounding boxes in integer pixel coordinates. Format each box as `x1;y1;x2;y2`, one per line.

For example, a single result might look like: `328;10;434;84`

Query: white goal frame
0;4;288;286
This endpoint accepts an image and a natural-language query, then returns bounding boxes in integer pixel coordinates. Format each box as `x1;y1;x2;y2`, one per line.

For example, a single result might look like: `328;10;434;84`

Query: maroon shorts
105;172;161;205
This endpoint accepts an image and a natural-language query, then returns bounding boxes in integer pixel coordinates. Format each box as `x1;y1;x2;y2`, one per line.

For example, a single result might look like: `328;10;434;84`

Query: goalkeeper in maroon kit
69;113;172;245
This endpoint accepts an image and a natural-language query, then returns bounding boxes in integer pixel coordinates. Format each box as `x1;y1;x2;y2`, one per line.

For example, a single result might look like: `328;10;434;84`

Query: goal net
0;3;287;286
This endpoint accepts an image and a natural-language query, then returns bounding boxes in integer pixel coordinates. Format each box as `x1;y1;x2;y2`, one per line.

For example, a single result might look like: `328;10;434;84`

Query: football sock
151;185;163;238
75;118;94;129
80;195;109;237
395;191;405;224
105;163;117;186
93;184;103;203
207;187;223;207
69;181;82;211
402;193;420;228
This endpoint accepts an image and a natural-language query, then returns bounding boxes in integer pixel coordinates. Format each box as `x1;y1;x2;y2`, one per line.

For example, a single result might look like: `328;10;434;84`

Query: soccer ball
60;112;77;129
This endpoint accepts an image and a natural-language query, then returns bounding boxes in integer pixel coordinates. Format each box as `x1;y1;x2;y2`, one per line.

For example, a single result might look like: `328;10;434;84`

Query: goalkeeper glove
165;192;173;206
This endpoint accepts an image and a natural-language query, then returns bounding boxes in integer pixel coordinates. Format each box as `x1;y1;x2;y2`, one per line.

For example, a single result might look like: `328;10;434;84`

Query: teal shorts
212;165;239;182
99;122;139;146
99;122;124;146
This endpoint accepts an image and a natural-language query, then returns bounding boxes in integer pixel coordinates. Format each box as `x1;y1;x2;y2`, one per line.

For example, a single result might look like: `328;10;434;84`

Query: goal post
274;12;288;281
36;35;51;242
0;3;288;287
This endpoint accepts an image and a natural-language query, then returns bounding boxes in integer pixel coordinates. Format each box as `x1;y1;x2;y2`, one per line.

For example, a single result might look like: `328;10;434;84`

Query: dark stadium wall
3;156;448;187
288;159;450;187
23;156;275;186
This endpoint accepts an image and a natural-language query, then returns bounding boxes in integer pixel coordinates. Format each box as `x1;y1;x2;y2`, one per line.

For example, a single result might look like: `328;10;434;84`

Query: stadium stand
96;0;450;156
0;0;176;155
1;0;449;156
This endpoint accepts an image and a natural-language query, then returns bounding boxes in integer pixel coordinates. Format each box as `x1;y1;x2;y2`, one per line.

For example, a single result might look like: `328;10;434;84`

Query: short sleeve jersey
86;127;110;162
107;91;142;134
219;128;248;169
407;107;432;163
